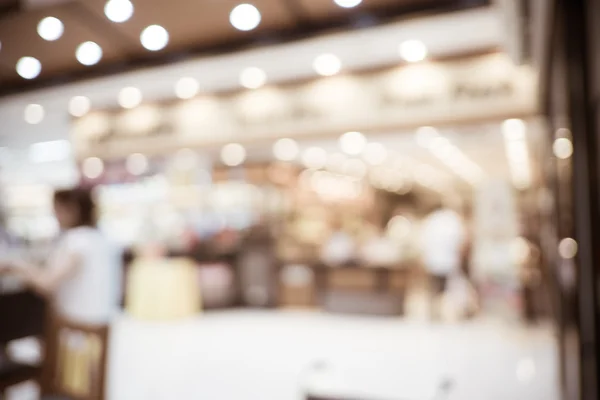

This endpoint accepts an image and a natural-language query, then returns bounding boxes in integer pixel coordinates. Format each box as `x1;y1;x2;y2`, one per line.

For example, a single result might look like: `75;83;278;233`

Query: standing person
0;188;121;324
0;188;121;397
419;202;467;319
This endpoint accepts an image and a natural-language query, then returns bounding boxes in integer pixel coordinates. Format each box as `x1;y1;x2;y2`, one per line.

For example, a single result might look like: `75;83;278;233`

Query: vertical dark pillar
553;0;600;398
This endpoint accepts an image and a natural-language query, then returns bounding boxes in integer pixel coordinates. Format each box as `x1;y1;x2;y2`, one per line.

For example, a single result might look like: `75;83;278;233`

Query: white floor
98;310;560;400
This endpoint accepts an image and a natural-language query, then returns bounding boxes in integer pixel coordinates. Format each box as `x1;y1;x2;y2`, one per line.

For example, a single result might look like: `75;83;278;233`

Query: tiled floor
99;311;560;400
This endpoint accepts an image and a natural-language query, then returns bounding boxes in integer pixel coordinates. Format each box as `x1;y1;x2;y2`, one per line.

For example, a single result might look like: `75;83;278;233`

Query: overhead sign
71;53;538;159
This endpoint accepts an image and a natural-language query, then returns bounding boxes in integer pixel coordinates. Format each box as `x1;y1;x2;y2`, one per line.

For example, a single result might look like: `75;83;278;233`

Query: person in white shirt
0;188;121;325
419;204;467;318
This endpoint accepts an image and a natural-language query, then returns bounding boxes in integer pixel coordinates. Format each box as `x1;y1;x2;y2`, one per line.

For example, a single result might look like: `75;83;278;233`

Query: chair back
41;314;109;400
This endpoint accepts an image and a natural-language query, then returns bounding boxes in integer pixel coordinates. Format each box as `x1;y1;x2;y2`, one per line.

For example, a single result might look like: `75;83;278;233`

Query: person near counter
0;188;122;325
419;202;467;319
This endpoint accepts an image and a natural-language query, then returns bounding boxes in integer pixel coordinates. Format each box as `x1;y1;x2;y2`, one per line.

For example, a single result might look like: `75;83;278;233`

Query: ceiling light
126;153;149;176
334;0;362;8
339;131;366;155
230;4;262;32
175;77;199;100
68;96;91;117
76;41;103;66
16;57;42;80
82;157;104;179
37;17;64;41
140;25;169;51
221;143;246;167
363;142;387;165
399;40;428;62
313;54;342;77
301;147;327;169
118;87;142;109
29;140;71;163
553;138;573;159
104;0;134;23
239;67;267;89
558;238;578;259
273;138;299;161
24;104;44;125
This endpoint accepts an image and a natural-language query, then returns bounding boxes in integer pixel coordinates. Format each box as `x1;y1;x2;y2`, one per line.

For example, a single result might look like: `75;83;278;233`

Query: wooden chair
40;314;110;400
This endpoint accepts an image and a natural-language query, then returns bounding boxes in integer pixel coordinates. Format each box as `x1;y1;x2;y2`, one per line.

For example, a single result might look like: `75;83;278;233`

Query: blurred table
125;258;201;320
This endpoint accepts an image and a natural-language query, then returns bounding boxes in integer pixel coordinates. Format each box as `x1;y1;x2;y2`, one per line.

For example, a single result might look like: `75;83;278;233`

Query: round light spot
326;152;346;172
301;147;327;169
333;0;362;8
363;142;387;165
221;143;246;167
558;238;578;259
339;131;366;155
104;0;134;23
399;40;428;62
175;77;199;100
82;157;104;179
37;17;64;41
510;237;531;264
118;87;142;109
272;138;299;161
239;67;267;89
230;4;262;31
126;153;149;176
387;216;412;240
553;138;573;160
76;41;103;66
16;57;42;80
24;104;44;125
313;54;342;77
68;96;91;117
140;25;169;51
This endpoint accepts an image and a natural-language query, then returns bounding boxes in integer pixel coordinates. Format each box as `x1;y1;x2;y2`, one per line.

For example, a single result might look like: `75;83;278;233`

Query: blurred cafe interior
0;0;588;399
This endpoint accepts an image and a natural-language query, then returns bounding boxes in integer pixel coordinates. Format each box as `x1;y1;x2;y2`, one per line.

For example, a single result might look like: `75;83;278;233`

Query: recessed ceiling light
24;104;44;125
333;0;362;8
230;4;262;32
221;143;246;167
16;57;42;80
273;138;299;161
339;131;366;155
175;77;199;100
140;25;169;51
313;54;342;77
37;17;64;41
399;40;428;63
104;0;134;23
553;138;573;160
118;86;142;109
239;67;267;89
68;96;91;117
76;41;103;66
126;153;149;175
82;157;104;179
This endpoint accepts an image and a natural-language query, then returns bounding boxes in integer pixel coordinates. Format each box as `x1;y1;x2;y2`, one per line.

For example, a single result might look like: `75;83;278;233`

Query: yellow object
126;257;202;320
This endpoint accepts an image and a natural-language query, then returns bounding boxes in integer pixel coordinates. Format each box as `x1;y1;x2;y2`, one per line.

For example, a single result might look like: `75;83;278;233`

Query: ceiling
0;0;488;96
